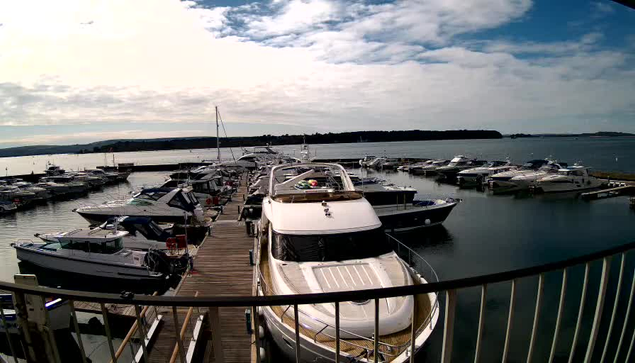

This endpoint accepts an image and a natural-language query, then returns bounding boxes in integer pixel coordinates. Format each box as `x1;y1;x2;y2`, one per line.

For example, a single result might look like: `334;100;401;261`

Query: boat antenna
217;108;237;163
215;106;221;162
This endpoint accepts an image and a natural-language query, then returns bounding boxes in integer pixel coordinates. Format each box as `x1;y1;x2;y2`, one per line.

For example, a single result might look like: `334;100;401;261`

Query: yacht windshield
272;228;393;262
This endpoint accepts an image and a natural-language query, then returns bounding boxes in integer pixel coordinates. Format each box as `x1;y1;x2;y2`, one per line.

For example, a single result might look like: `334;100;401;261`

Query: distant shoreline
0;129;502;158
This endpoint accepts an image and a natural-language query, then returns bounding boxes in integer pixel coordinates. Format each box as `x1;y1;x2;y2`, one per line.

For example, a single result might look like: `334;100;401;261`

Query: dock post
208;307;225;363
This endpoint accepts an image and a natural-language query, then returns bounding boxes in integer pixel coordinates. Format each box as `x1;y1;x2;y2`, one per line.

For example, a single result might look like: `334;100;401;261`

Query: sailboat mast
215;106;220;161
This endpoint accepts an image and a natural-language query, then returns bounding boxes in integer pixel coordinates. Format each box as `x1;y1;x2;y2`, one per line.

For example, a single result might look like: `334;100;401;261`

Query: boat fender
258;325;265;339
259;348;266;362
424;219;431;226
120;291;135;300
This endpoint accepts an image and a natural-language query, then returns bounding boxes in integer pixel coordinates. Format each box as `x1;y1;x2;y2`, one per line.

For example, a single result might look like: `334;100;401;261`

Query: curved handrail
3;240;635;306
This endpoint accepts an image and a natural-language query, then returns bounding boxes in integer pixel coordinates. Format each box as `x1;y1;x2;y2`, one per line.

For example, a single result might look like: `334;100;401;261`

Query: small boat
535;165;602;193
35;216;177;251
408;160;434;175
417;159;449;176
74;187;205;225
40;175;89;195
0;201;17;214
457;161;517;187
86;169;120;184
12;229;188;282
257;162;439;362
374;198;459;232
359;155;377;167
380;158;401;170
357;183;417;206
436;156;486;182
44;164;65;176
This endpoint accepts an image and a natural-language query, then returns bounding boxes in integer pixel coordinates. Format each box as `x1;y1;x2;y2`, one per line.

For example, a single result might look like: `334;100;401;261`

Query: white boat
488;159;561;193
535;165;602;193
417;159;449;176
12;229;187;282
374;198;459;232
257;163;439;362
35;216;175;251
457;160;517;187
359;155;377;167
74;187;205;225
0;201;17;214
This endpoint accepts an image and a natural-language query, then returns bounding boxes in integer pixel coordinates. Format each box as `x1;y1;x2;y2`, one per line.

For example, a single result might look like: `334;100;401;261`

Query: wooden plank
148;177;254;363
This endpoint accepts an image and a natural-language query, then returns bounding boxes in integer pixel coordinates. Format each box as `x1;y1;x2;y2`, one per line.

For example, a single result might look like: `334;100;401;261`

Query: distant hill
508;131;635;138
0;129;502;158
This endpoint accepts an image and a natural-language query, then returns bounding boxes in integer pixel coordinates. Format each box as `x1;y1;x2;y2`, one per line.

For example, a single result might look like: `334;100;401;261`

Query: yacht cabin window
59;238;123;253
272;228;393;262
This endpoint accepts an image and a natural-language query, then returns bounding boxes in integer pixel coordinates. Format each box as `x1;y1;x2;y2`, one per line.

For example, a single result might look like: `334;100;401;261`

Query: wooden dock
146;178;255;363
580;183;635;200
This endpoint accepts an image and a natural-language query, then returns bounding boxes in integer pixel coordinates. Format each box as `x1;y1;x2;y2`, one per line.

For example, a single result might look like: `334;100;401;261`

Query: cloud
0;0;633;142
593;1;614;15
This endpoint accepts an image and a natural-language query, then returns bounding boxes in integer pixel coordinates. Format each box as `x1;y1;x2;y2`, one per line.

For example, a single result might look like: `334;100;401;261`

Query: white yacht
257;163;439;362
417;159;449;176
12;229;187;282
74;187;205;225
535;165;602;193
0;201;17;214
488;159;560;193
457;160;517;187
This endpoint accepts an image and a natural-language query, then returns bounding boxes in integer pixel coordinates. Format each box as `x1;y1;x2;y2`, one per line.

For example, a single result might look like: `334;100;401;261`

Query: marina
0;138;635;362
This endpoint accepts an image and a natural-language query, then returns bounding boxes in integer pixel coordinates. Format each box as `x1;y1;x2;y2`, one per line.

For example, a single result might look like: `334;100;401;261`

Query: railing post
410;294;417;363
502;279;517;363
374;297;380;363
441;289;457;363
133;305;149;362
583;257;611;363
335;301;340;363
171;306;187;363
208;306;225;363
527;273;545;363
294;304;301;363
253;305;261;363
12;291;37;362
100;303;118;363
0;299;19;363
474;284;487;363
548;269;568;363
568;263;590;363
600;253;625;362
614;267;635;363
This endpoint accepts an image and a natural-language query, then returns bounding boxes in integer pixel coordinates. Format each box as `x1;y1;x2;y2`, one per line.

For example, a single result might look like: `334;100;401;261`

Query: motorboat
34;181;72;198
417;159;449;176
161;177;231;207
220;146;281;169
436;156;486;181
457;161;517;187
0;183;37;207
11;180;51;201
357;182;417;206
74;187;205;225
12;229;189;282
488;160;565;193
374;198;459;232
257;163;439;362
408;160;434;175
40;175;89;195
380;158;401;170
45;164;65;176
35;216;177;251
535;165;602;193
0;201;17;214
86;169;119;184
359;155;377;167
70;171;107;189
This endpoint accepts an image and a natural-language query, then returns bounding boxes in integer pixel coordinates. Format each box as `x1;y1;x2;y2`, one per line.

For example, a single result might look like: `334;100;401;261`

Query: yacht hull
14;245;165;282
260;276;438;363
374;200;458;232
76;210;196;225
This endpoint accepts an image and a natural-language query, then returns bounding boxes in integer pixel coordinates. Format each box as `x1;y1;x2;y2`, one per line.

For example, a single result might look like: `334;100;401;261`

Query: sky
0;0;634;147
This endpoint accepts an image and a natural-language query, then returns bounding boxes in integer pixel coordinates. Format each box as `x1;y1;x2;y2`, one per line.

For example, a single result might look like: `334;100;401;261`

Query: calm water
2;137;635;176
1;139;635;361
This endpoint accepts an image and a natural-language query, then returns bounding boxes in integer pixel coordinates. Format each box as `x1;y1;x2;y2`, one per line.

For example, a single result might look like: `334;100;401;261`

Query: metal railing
1;240;635;362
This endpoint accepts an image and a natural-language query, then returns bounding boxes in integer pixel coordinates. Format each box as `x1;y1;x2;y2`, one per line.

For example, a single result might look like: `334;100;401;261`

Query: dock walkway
147;179;254;363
